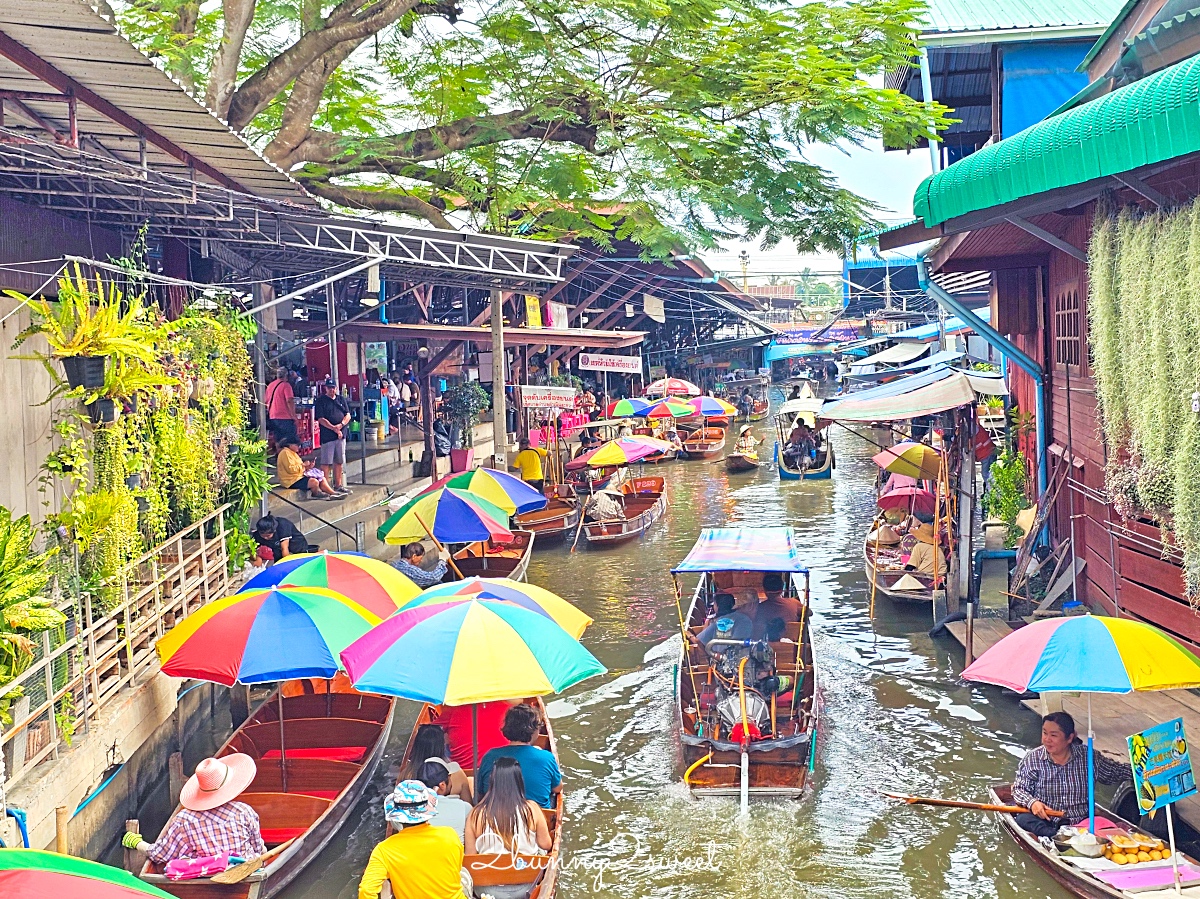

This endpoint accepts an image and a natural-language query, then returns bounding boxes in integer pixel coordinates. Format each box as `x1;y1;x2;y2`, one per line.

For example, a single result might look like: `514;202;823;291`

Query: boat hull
583;480;667;547
453;530;535;581
863;540;934;603
682;427;726;460
514;500;580;544
725;453;759;473
776;442;833;481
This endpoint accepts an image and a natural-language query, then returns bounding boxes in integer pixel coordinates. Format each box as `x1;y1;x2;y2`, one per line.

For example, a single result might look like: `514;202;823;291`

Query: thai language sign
773;321;866;345
519;385;577;410
577;353;642;374
1128;718;1197;812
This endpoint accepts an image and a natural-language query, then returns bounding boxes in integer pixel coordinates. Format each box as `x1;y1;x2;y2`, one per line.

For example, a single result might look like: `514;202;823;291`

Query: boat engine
715;689;770;738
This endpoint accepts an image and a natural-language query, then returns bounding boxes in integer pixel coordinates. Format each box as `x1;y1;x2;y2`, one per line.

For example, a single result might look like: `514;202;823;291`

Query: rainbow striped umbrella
644;377;701;397
644;399;694;419
377;487;513;545
396;577;592;638
421;468;548;515
0;849;176;899
964;615;1200;832
238;552;421;618
341;598;605;706
687;396;737;417
157;586;380;685
566;435;673;469
607;397;653;417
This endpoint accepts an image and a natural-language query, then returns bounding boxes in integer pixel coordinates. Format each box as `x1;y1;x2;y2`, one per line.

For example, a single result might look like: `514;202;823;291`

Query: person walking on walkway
266;367;297;448
315;378;352;494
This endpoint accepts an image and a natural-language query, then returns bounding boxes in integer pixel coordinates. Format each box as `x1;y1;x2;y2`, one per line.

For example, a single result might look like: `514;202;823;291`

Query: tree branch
206;0;256;120
299;179;456;229
264;39;359;167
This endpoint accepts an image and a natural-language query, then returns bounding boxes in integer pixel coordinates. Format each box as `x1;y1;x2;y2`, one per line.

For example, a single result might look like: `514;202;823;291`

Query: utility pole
738;250;750;291
490;288;508;469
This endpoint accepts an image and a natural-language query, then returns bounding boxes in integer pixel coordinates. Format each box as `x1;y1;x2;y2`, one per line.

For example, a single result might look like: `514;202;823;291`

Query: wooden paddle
569;495;592;553
211;839;296;884
881;791;1064;817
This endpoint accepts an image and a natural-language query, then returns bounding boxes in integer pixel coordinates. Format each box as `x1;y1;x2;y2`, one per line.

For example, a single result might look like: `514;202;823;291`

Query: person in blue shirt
687;593;752;654
475;704;561;809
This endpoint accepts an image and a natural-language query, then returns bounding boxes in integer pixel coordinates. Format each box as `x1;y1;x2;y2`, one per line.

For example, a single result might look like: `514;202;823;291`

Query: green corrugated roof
1077;0;1141;69
913;53;1200;227
920;0;1127;34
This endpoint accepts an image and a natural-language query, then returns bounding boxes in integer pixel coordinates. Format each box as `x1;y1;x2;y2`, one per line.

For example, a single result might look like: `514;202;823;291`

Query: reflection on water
285;420;1063;899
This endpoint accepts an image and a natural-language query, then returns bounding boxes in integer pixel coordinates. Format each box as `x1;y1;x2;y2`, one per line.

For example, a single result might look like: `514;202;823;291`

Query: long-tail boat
139;677;393;899
581;476;667;547
513;487;580;545
672;528;818;806
402;699;563;899
774;398;833;481
451;530;536;581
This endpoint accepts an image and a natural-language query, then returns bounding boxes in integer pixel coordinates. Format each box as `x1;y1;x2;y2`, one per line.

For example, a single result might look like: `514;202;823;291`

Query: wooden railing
0;505;232;793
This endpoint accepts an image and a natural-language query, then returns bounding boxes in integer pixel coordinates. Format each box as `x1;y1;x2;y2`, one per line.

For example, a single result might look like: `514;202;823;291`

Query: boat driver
687;593;753;654
783;424;815;469
1011;711;1130;837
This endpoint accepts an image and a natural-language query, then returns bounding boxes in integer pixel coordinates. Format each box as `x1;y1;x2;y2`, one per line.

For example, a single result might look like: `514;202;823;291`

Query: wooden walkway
944;617;1200;830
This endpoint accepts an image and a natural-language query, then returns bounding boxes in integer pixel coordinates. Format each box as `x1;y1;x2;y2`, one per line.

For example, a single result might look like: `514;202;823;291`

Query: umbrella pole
1088;693;1095;834
414;512;466;579
1167;803;1182;895
278;688;288;793
472;703;480;777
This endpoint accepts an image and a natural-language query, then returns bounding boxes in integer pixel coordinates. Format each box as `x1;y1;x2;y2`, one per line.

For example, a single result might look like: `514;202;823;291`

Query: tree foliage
116;0;949;254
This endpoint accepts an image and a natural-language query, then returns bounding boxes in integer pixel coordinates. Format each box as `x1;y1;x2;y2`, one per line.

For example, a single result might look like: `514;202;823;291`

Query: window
1054;287;1081;367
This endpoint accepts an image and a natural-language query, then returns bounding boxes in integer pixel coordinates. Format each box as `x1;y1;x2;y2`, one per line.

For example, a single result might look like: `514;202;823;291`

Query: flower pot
125;473;142;490
61;355;106;389
86;398;118;424
450;447;474;473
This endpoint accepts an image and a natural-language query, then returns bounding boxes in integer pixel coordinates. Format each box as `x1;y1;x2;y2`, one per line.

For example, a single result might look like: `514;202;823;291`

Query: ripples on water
286;420;1063;899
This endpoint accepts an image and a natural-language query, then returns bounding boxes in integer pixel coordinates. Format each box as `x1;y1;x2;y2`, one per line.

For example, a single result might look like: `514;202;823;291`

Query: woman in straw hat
733;424;758;455
358;780;469;899
121;754;265;865
904;522;947;578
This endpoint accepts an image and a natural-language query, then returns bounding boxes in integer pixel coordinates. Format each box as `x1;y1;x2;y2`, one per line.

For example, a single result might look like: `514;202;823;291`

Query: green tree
116;0;949;254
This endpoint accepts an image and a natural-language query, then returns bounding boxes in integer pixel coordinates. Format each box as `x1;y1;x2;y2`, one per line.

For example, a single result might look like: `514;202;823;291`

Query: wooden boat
403;699;563;899
139;677;394;899
775;398;832;482
725;451;760;473
642;447;677;463
862;523;936;603
674;528;818;800
682;427;725;460
582;476;667;547
989;784;1200;898
741;400;770;422
565;464;624;492
452;529;536;581
513;489;580;545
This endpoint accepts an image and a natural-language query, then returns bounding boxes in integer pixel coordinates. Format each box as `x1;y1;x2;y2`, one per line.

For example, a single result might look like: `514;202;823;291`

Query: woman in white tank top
465;758;552;857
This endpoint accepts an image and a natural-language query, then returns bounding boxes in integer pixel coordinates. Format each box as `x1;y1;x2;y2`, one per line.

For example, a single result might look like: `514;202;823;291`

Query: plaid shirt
1012;742;1130;822
391;557;447;588
146;802;266;865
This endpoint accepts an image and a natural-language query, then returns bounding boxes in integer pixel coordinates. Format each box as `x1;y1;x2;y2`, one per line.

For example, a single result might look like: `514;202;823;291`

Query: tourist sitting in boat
121;754;266;866
904;523;947;577
432;701;512;770
667;430;686;457
401;724;472;801
391;542;448;588
1011;711;1131;838
465;757;552;865
419;760;473;843
586;489;625;522
783;424;815;469
359;780;470;899
751;573;802;639
476;704;562;810
734;425;758;454
687;593;753;654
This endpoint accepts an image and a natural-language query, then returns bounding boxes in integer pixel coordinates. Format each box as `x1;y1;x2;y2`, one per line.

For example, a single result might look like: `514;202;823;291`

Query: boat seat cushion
261;827;307;845
262;746;367;763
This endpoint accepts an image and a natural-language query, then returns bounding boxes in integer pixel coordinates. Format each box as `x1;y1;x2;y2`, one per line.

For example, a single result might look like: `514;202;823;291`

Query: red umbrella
876;486;936;516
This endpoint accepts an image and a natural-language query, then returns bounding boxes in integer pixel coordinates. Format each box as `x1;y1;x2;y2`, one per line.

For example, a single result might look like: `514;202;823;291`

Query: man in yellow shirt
512;438;548;492
358;781;469;899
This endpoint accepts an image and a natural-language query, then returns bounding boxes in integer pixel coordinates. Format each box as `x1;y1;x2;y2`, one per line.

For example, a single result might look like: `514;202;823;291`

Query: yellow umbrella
395;577;592;638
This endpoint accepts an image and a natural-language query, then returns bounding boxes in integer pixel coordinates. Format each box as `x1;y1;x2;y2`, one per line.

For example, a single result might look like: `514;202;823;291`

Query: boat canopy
853;342;930;367
777;398;824;417
849;349;964;383
963;371;1009;396
672;527;808;573
821;367;975;422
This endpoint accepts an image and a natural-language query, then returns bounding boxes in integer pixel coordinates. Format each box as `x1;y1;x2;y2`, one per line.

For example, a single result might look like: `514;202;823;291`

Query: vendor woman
1012;711;1130;837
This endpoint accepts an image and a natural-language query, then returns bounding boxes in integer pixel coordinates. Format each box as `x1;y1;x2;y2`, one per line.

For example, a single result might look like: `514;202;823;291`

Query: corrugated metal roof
913;53;1200;226
0;0;314;205
920;0;1128;34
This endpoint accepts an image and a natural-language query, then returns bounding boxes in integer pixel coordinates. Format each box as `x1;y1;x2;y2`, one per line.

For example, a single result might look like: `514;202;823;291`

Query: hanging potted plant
10;263;162;390
441;381;490;472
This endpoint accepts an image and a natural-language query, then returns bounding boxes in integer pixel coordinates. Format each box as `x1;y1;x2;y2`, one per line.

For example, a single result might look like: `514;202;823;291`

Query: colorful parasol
644;399;695;419
341;598;606;705
964;615;1200;833
0;849;177;899
420;468;548;515
396;577;592;638
687;396;738;417
644;377;701;397
565;435;673;469
157;586;380;685
377;487;513;545
872;441;942;480
238;552;420;619
607;397;653;417
876;486;937;516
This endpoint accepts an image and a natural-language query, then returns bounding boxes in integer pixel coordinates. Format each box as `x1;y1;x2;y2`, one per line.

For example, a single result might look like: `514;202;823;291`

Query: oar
211;839;296;884
881;791;1064;817
569;495;592;553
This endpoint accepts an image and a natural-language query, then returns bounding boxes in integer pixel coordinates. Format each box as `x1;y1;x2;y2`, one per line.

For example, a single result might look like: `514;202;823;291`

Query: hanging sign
519;385;577;410
577;353;642;374
525;295;543;328
643;293;665;323
649;365;667;380
1128;718;1196;812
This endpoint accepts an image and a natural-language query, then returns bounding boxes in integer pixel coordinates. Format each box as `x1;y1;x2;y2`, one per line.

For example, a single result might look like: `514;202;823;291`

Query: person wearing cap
314;378;352;495
419;760;472;843
122;755;265;865
905;522;948;578
276;437;340;501
358;780;468;899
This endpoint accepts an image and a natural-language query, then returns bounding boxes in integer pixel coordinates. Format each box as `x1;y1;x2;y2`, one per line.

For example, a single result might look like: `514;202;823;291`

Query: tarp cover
672;527;808;573
849;349;964;382
853;342;931;367
822;368;976;422
964;371;1009;396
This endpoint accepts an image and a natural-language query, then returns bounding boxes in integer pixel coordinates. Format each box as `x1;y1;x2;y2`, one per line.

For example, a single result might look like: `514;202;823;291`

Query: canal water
281;418;1064;899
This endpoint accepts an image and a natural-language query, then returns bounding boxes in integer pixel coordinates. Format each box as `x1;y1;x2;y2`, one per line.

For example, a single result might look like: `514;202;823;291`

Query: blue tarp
765;342;835;363
848;349;965;382
1001;43;1091;138
890;308;991;343
672;527;808;573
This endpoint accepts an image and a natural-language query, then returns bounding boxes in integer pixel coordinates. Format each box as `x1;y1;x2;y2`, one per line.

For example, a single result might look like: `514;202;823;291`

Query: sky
705;138;935;283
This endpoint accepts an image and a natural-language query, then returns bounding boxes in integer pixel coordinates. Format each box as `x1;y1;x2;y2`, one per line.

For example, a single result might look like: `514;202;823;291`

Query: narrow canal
280;413;1063;898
